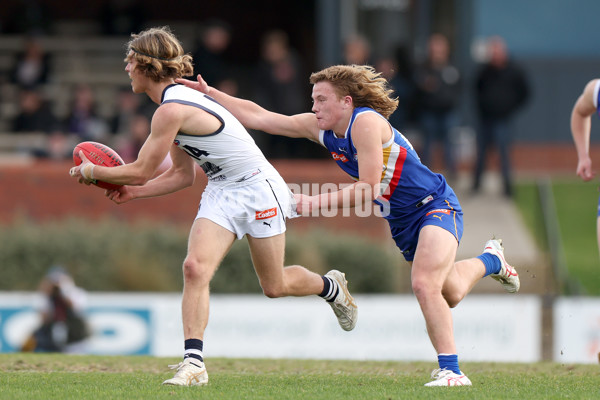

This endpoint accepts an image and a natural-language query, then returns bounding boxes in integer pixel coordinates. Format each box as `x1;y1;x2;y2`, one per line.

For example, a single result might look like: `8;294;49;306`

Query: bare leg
247;233;324;298
182;218;235;340
442;258;486;308
411;225;459;354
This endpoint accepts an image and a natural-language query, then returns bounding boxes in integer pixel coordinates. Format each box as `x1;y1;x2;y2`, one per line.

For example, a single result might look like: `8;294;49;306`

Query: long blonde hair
125;26;193;82
309;65;398;119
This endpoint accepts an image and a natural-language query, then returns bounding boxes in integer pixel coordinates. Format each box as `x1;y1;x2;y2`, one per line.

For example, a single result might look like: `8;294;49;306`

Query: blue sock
477;253;501;277
438;353;460;374
184;338;204;363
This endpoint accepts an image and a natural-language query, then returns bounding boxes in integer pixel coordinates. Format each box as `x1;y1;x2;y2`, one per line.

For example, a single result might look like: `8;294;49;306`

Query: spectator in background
63;84;109;142
115;112;171;173
11;87;69;159
21;266;90;353
12;87;58;133
192;19;238;96
116;113;150;162
343;34;373;66
11;35;51;89
413;33;461;179
253;29;308;157
472;36;529;198
111;96;168;171
375;46;416;134
110;88;141;136
110;86;156;136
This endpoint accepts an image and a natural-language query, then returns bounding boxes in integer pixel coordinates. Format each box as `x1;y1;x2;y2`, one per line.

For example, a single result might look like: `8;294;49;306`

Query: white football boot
324;270;358;331
162;358;208;386
483;238;520;293
424;368;472;387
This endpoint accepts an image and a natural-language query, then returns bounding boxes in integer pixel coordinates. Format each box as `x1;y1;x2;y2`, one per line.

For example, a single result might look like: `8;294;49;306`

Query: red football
73;141;124;190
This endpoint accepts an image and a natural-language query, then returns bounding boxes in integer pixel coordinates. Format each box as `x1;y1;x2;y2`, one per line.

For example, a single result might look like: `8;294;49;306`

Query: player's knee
411;277;440;300
444;294;461;308
261;283;285;298
182;258;212;286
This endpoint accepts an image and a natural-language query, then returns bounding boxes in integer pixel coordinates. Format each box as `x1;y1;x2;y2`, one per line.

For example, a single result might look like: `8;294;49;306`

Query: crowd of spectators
0;12;530;197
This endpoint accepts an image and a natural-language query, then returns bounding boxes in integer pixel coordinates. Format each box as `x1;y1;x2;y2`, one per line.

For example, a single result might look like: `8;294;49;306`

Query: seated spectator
109;86;155;135
12;87;59;133
115;113;150;162
115;112;171;174
63;84;110;142
11;35;51;89
110;88;141;135
11;87;69;159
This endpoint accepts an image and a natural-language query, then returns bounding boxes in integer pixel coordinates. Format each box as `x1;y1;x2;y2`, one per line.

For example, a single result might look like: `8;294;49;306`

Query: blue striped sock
477;253;502;277
438;353;460;374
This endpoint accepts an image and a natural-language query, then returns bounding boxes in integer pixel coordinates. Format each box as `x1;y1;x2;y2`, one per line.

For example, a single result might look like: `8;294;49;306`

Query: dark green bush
0;218;406;293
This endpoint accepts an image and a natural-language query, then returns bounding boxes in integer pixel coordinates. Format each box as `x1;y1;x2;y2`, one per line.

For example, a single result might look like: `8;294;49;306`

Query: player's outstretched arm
297;114;383;215
177;75;319;141
571;79;597;181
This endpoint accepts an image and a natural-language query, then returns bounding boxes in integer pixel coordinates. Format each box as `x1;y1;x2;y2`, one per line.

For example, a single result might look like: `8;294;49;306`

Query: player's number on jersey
182;144;209;160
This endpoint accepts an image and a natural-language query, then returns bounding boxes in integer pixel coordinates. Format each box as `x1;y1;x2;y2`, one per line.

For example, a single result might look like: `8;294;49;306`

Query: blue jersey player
179;65;520;387
571;78;600;258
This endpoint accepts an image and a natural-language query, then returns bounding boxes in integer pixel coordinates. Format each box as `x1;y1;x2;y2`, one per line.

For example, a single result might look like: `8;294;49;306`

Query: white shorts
196;175;298;240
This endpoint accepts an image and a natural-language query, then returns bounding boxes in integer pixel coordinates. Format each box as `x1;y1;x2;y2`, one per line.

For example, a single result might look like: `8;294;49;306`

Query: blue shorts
387;195;463;262
597;192;600;217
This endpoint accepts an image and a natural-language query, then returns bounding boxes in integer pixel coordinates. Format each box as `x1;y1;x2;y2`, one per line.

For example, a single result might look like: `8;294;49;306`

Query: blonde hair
125;26;193;82
309;65;398;119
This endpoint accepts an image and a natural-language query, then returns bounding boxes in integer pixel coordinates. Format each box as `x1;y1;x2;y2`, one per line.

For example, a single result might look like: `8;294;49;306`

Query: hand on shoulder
175;74;211;95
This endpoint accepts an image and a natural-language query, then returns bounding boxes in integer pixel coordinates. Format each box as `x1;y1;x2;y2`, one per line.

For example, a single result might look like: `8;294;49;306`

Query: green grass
0;354;598;399
514;178;600;294
551;179;600;293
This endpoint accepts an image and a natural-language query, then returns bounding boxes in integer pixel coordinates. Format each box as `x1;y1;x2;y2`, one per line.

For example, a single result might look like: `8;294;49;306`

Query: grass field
0;353;598;400
551;179;600;293
514;178;600;294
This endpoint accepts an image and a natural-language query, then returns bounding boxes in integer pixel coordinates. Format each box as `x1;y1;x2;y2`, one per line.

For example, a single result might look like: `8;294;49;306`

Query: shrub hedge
0;218;408;293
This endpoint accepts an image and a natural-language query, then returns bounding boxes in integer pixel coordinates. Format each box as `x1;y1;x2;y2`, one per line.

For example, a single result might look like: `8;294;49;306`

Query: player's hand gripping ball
72;141;124;190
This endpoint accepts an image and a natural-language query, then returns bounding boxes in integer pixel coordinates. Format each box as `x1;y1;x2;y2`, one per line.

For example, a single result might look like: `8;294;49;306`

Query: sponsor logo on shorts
425;209;451;217
256;208;277;220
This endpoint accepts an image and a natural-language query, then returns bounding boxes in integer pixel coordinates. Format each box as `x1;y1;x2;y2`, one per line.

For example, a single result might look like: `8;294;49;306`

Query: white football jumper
162;84;296;239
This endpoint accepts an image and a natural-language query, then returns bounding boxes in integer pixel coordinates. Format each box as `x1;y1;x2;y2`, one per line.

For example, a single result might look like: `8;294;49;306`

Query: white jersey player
165;82;296;239
69;26;357;386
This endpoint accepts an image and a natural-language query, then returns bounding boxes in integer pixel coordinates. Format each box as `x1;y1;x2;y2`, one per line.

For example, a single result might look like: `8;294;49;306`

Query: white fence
0;292;596;363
